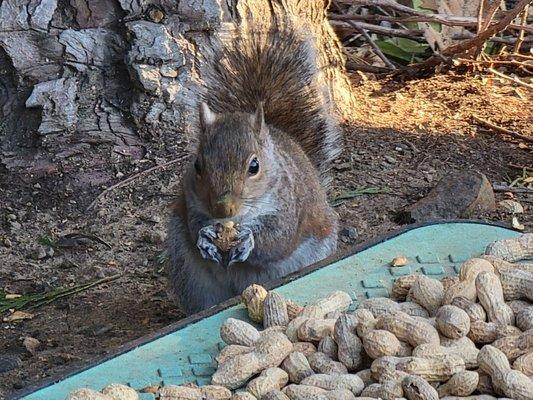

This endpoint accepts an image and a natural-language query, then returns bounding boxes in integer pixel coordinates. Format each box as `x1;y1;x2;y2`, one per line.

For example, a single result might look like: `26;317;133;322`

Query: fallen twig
332;1;397;69
472;115;533;143
508;163;532;170
477;0;485;34
493;185;533;193
399;0;533;73
454;58;533;69
332;20;424;40
442;0;532;57
87;155;189;211
513;4;530;53
345;60;392;73
488;67;533;90
453;32;533;45
329;13;533;34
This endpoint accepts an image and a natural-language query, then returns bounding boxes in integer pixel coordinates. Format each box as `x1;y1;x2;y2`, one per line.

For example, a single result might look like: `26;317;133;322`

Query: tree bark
0;0;354;189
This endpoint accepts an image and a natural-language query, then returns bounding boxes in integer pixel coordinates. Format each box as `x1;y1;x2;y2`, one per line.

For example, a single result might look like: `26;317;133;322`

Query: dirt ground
0;72;531;398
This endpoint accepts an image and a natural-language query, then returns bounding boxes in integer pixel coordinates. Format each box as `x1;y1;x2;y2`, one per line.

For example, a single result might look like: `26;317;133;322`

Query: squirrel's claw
197;226;222;264
229;227;254;266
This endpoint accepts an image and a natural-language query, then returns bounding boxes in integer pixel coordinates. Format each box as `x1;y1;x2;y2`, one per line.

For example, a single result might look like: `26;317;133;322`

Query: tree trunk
0;0;354;191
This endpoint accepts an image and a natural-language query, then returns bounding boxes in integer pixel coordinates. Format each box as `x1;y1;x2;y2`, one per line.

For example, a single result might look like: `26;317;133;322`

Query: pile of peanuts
67;234;532;400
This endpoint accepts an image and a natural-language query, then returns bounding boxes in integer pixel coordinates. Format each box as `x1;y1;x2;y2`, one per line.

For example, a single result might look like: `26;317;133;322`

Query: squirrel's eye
194;159;201;175
248;157;259;176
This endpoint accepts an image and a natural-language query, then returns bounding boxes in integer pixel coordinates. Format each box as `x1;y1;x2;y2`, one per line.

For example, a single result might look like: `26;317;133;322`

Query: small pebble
9;221;21;230
340;227;358;240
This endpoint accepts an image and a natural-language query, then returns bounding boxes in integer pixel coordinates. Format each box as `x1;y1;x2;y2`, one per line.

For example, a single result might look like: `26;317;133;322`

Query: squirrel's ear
251;102;265;133
199;102;217;128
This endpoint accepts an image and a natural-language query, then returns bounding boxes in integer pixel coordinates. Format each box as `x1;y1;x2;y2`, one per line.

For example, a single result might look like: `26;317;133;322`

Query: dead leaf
499;200;524;214
391;256;409;267
23;337;41;355
3;311;34;322
512;216;525;231
518;143;528;149
5;294;22;299
523;177;533;184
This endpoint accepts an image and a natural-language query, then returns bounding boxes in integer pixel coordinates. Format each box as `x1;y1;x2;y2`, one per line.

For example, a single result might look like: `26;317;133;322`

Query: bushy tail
202;25;341;187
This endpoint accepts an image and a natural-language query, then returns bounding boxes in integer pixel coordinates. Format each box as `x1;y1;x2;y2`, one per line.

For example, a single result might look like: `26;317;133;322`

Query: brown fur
167;24;340;314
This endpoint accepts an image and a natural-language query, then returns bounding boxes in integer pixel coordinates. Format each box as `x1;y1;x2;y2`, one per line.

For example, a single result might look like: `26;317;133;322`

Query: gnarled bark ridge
0;0;354;189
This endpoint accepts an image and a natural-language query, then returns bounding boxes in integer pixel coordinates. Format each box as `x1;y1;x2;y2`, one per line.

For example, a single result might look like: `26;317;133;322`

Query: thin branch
345;60;393;73
455;57;533;71
493;185;533;193
472;115;533;143
477;0;486;33
332;20;424;40
87;155;190;211
329;13;533;33
474;0;504;57
488;67;533;90
353;24;398;69
437;0;531;61
514;4;530;53
480;0;504;31
453;32;533;45
332;1;397;69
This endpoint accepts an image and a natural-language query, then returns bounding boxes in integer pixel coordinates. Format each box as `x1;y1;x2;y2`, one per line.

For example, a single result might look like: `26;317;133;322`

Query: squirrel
167;25;342;315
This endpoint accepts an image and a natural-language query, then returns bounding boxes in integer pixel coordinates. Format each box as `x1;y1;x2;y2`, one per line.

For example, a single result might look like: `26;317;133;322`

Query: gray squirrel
167;26;341;315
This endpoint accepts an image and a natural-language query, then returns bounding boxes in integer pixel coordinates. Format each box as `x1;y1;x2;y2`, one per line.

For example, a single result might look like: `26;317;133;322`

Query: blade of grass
330;187;388;207
1;274;121;314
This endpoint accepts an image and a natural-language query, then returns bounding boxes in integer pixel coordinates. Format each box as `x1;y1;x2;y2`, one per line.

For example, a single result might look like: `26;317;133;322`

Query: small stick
329;13;533;33
472;115;533;143
474;0;503;57
87;154;189;211
488;67;533;90
331;1;397;69
332;20;424;40
354;24;397;69
508;163;532;170
477;0;485;34
493;185;533;193
455;58;533;68
452;33;531;45
345;60;392;73
401;0;533;73
511;54;533;60
480;0;503;32
513;4;530;53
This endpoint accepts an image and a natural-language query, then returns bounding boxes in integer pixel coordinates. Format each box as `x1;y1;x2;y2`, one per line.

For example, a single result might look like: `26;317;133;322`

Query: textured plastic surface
18;222;519;400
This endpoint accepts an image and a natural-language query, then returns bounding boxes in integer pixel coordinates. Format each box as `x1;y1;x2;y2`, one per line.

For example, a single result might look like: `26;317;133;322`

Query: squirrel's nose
212;194;240;218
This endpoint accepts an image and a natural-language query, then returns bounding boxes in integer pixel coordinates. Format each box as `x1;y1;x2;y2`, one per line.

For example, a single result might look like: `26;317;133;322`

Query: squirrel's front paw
229;227;255;265
196;226;222;264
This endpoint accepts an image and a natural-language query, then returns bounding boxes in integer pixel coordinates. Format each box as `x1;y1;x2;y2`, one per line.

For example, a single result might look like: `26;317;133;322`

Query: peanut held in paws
213;221;239;252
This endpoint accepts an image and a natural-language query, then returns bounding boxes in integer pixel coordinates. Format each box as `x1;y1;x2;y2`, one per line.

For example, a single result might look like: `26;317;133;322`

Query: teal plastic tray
14;222;519;400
